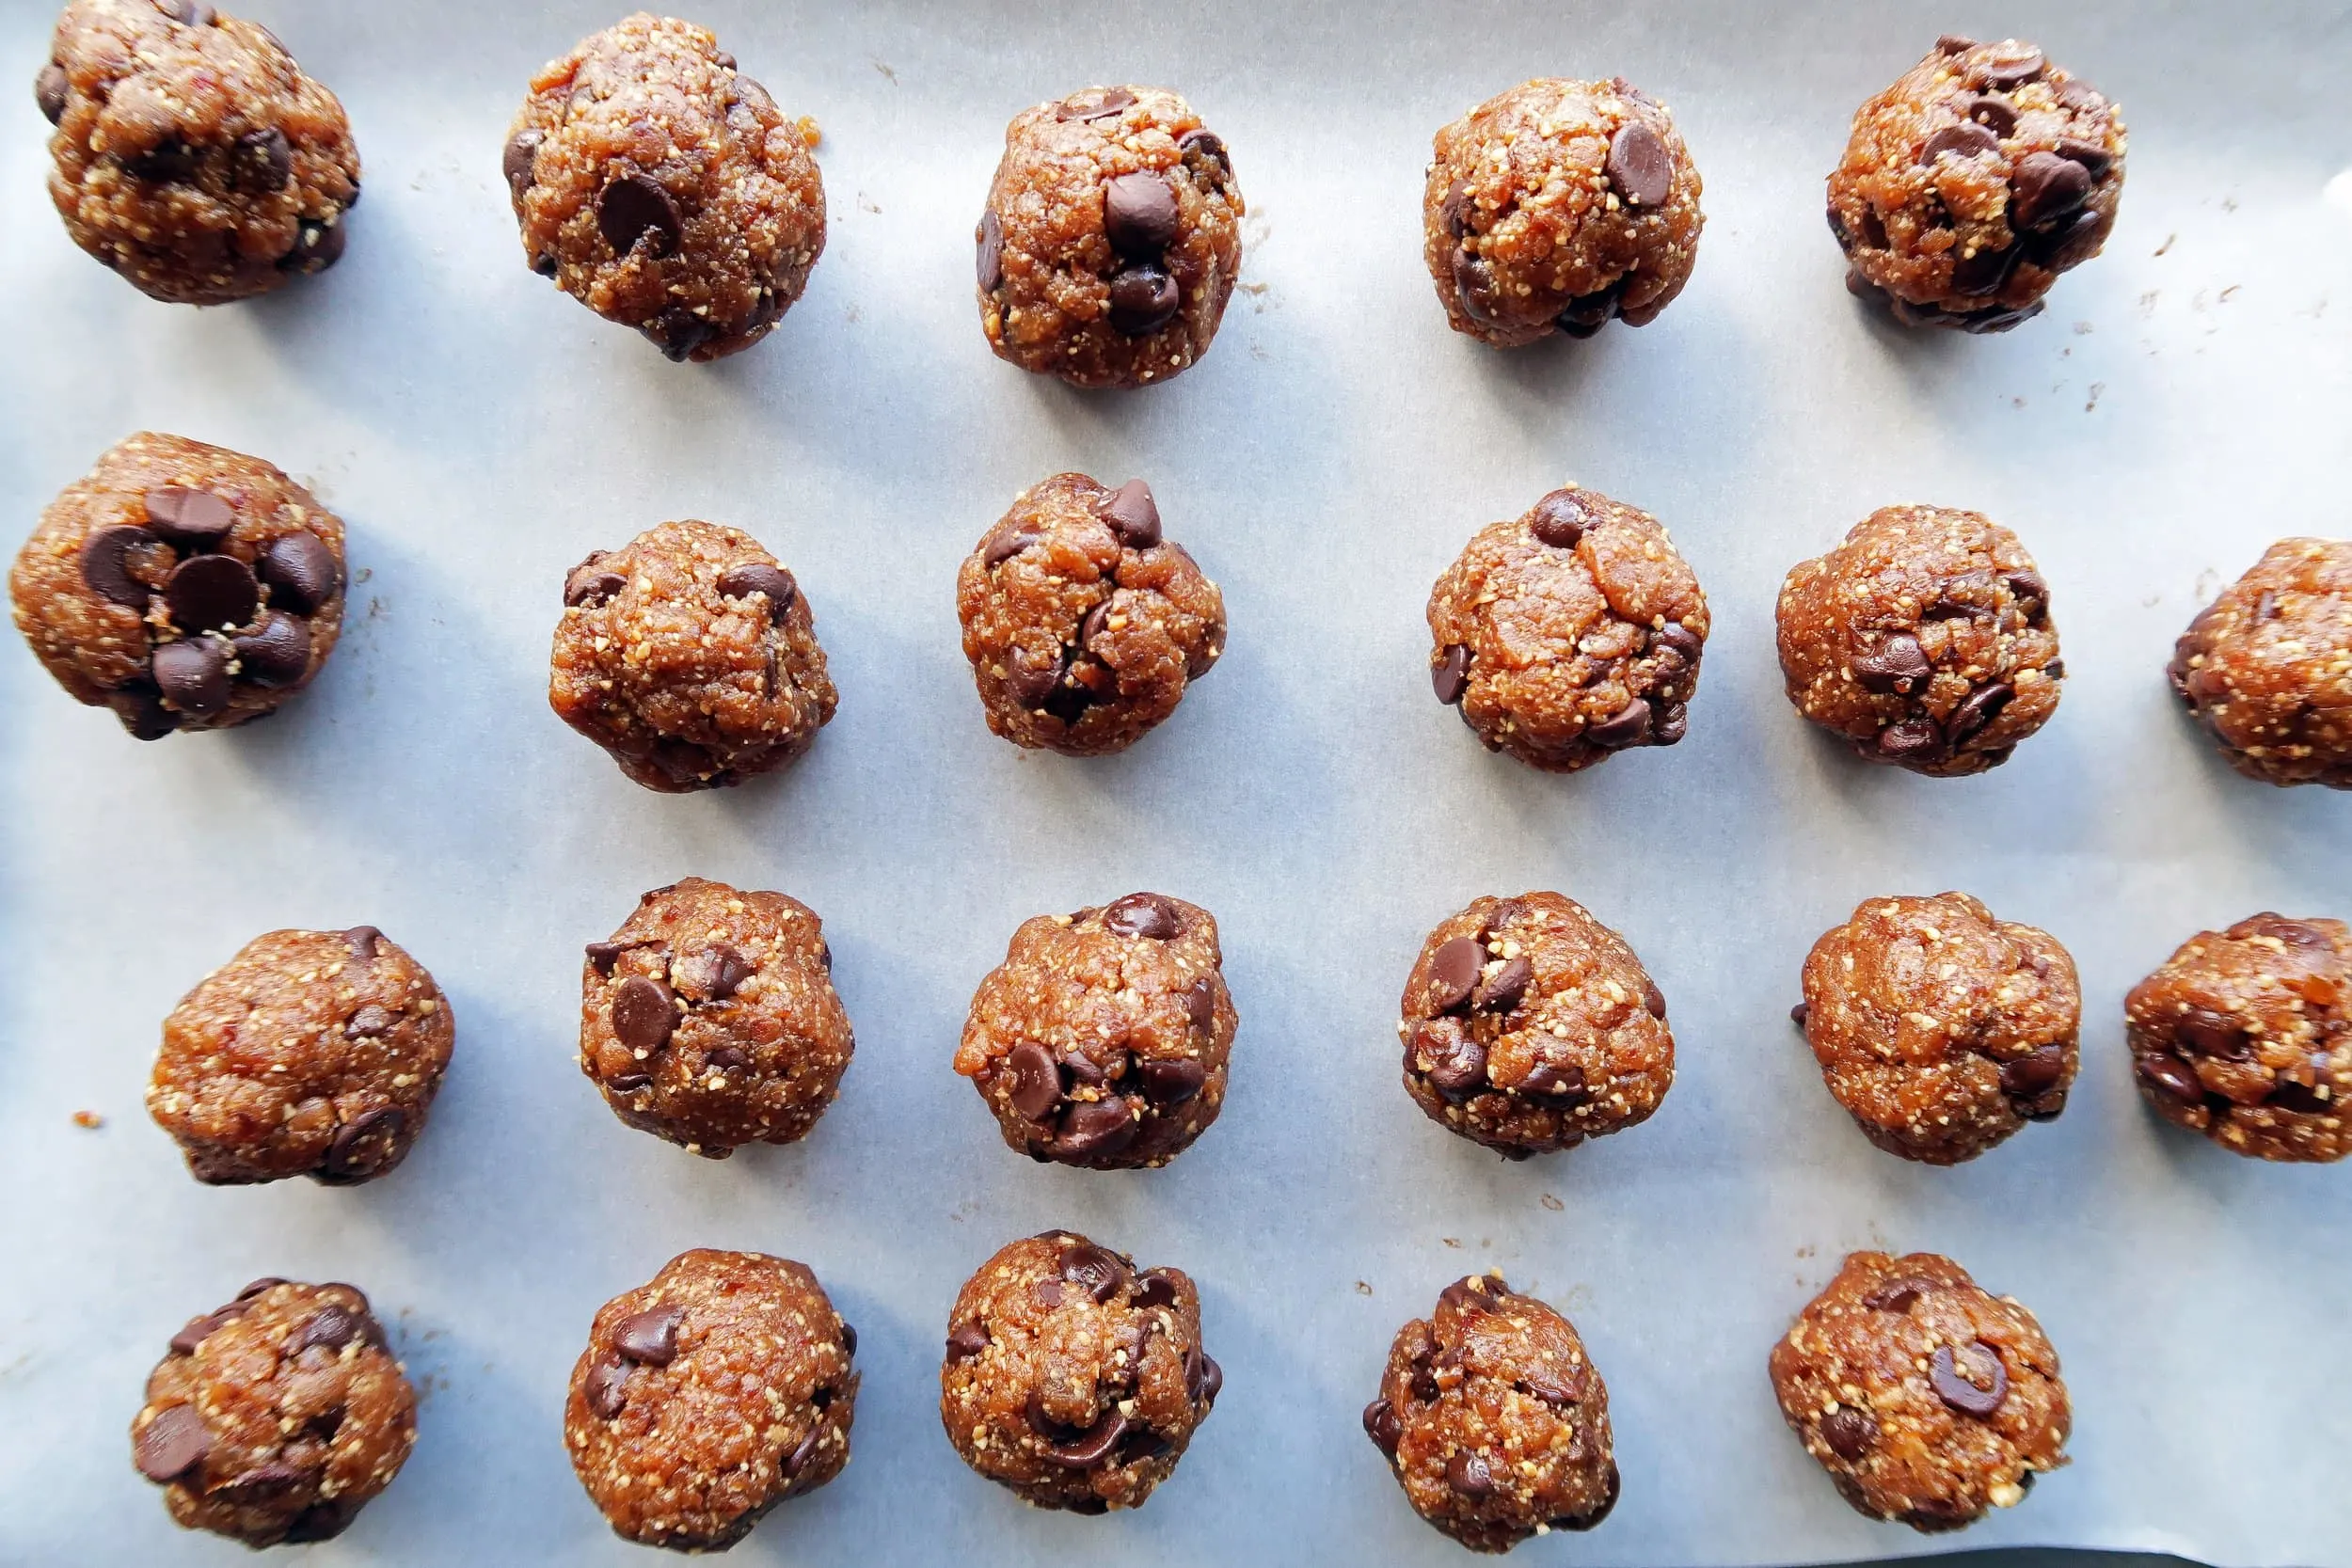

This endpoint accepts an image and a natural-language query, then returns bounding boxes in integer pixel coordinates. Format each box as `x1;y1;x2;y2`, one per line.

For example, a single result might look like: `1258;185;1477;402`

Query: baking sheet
3;1;2349;1563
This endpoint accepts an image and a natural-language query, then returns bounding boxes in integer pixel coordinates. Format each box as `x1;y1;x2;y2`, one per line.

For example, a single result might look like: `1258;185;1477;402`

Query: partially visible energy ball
2169;539;2352;788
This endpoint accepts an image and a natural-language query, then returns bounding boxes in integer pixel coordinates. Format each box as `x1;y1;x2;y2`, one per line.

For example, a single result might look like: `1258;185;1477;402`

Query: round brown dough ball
148;926;453;1186
1796;893;2080;1164
975;86;1244;389
40;0;358;303
504;14;824;361
1363;1273;1617;1553
10;432;346;739
1830;36;2124;333
2124;912;2351;1163
132;1277;414;1546
1398;893;1673;1160
1425;76;1703;348
2169;539;2352;788
1770;1251;2070;1532
957;474;1226;756
549;519;836;792
565;1249;857;1551
580;877;852;1159
1427;486;1708;771
940;1230;1219;1513
955;893;1235;1169
1776;504;2062;776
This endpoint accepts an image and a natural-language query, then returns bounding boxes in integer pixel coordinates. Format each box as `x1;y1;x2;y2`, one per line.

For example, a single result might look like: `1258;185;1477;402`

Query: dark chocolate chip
1605;121;1674;208
1862;1278;1925;1313
1106;263;1179;336
1441;178;1474;237
298;1306;359;1353
237;1276;288;1301
151;637;232;719
1557;278;1624;335
1653;622;1703;662
564;561;626;608
2042;657;2065;680
37;61;68;124
125;137;199;182
1178;128;1232;182
2239;913;2331;948
2012;150;2094;230
1650;702;1690;746
1426;937;1485;1015
946;1322;990;1361
1060;1243;1130;1303
1104;171;1180;259
606;1072;652;1093
2004;567;2049;607
1186;1346;1222;1404
345;927;380;962
1134;1270;1180;1312
673;944;753;1001
1790;1002;1810;1028
1936;33;1979;53
2137;1051;2205;1105
280;1502;352;1544
1977;47;2046;87
1104;893;1182;940
1057;87;1136;122
134;1405;209;1483
838;1322;856;1357
169;1307;240;1354
2055;137;2114;177
1474;955;1532;1014
1005;1042;1063;1121
257;532;338;614
585;941;626;975
597;173;682;258
612;976;678;1053
1926;593;1993;621
648;307;717;361
166;555;260;632
143;486;234;548
1041;678;1094;725
502;129;543;198
1447;1449;1496;1497
2000;1044;2069;1099
1588;698;1654;750
977;208;1003;290
1054;1098;1138;1158
1136;1056;1208;1104
1820;1405;1879;1460
232;126;292;193
984;530;1040;569
1432;643;1471;705
80;526;161;607
320;1107;405;1183
702;1047;749;1075
1041;1407;1129;1468
231;611;311;686
614;1305;685;1366
2174;1007;2249;1060
2054;77;2106;111
1964;94;2019;137
1420;1021;1489;1103
280;215;346;273
1876;718;1947;762
1095;480;1162;548
1852;632;1932;693
1184;976;1217;1031
1451;245;1495;319
1950;240;2021;297
584;1357;628;1418
2268;1075;2334;1114
782;1424;824;1481
344;1004;396;1038
159;0;215;22
1520;1362;1584;1405
1947;681;2015;745
1519;1058;1585;1101
1360;1398;1401;1455
1923;121;2000;164
715;562;796;615
1931;1341;2009;1418
1530;490;1587;548
1643;977;1667;1020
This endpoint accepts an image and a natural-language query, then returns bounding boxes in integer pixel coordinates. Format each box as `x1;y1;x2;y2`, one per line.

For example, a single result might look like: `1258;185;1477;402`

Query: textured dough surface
2169;539;2352;788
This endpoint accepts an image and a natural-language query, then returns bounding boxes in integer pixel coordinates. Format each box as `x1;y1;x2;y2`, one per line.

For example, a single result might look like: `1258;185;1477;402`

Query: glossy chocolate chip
167;554;260;631
1950;241;2020;297
232;611;311;686
1605;121;1674;208
1060;1242;1130;1303
1134;1270;1180;1312
983;531;1039;569
1877;718;1947;763
1853;632;1932;693
1432;644;1471;705
1863;1277;1926;1314
320;1107;405;1182
1095;480;1162;548
1178;128;1232;181
946;1322;990;1361
2000;1045;2069;1098
258;532;338;614
1135;1056;1207;1103
614;1305;685;1366
280;215;346;273
1426;937;1485;1015
584;1357;628;1418
2268;1075;2334;1114
1557;279;1624;335
1790;1001;1810;1028
584;942;627;976
1519;1058;1585;1100
2054;137;2114;177
1643;977;1668;1020
1186;1346;1222;1404
2054;77;2106;111
503;129;542;198
606;1072;652;1093
977;208;1003;290
1054;1097;1138;1158
232;127;292;193
1107;263;1179;336
782;1423;825;1482
1588;698;1654;750
298;1306;359;1353
1931;1341;2009;1418
1948;681;2015;745
612;976;677;1053
36;61;68;123
1923;121;2000;163
1653;622;1703;662
1447;1449;1497;1497
135;1405;209;1482
673;944;753;1001
1964;94;2020;137
2013;150;2094;230
564;560;626;608
716;562;796;615
143;486;235;548
152;637;232;718
1362;1397;1401;1454
1421;1022;1489;1103
1977;47;2046;88
1104;171;1180;258
2174;1007;2249;1059
1057;87;1136;122
237;1276;289;1301
1104;892;1182;940
1820;1405;1879;1461
1004;1042;1063;1122
2239;913;2332;948
1474;955;1532;1014
345;927;381;963
598;173;682;258
1184;976;1217;1031
1521;1362;1584;1405
80;526;161;607
2137;1051;2205;1105
1937;33;1979;53
1041;1407;1129;1468
1530;490;1586;548
169;1307;241;1355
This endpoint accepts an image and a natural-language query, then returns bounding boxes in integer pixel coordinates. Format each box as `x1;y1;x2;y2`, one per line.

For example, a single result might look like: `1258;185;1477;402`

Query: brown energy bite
1776;504;2062;777
976;85;1244;388
504;14;824;361
1830;36;2125;333
10;432;345;740
580;877;852;1160
2124;912;2351;1163
957;474;1226;755
955;893;1235;1169
566;1249;857;1551
1770;1251;2069;1532
940;1231;1219;1513
549;519;835;792
1428;485;1708;771
1364;1273;1617;1553
148;927;453;1186
1425;77;1703;348
132;1277;414;1546
2169;539;2352;788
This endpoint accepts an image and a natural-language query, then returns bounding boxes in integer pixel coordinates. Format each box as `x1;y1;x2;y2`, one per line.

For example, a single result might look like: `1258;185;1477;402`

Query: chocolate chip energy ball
505;14;824;361
10;432;345;739
1831;36;2124;333
1771;1251;2069;1532
1428;486;1708;771
1364;1274;1617;1553
566;1249;857;1551
956;894;1235;1169
1776;505;2062;776
976;86;1244;388
1399;893;1673;1160
550;520;835;792
941;1231;1219;1513
149;927;453;1186
2169;539;2352;788
2125;912;2351;1163
40;0;358;303
1425;77;1702;348
133;1278;414;1547
957;474;1226;755
580;877;852;1160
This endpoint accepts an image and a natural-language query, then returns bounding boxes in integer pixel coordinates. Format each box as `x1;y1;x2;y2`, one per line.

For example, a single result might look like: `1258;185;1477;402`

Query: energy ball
975;85;1244;388
2169;538;2352;788
40;0;359;304
1770;1251;2069;1532
1776;504;2062;777
504;14;824;362
1830;36;2124;333
565;1249;857;1551
580;877;853;1160
132;1277;414;1547
1363;1273;1618;1553
549;519;836;793
955;893;1235;1170
1427;485;1708;772
2124;912;2351;1163
1425;76;1703;348
940;1230;1219;1513
10;432;346;740
148;927;453;1187
957;474;1226;756
1398;893;1673;1160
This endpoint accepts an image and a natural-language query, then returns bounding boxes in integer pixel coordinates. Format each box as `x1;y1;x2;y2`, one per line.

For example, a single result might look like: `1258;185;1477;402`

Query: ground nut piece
1831;37;2125;333
580;878;852;1159
565;1250;856;1551
132;1278;414;1546
939;1231;1218;1513
976;85;1244;388
957;474;1226;755
1425;77;1703;348
505;14;824;361
147;927;453;1186
2123;913;2352;1163
1771;1251;2069;1532
1797;894;2080;1164
1398;893;1673;1159
956;894;1235;1169
1776;505;2062;777
2169;540;2352;788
